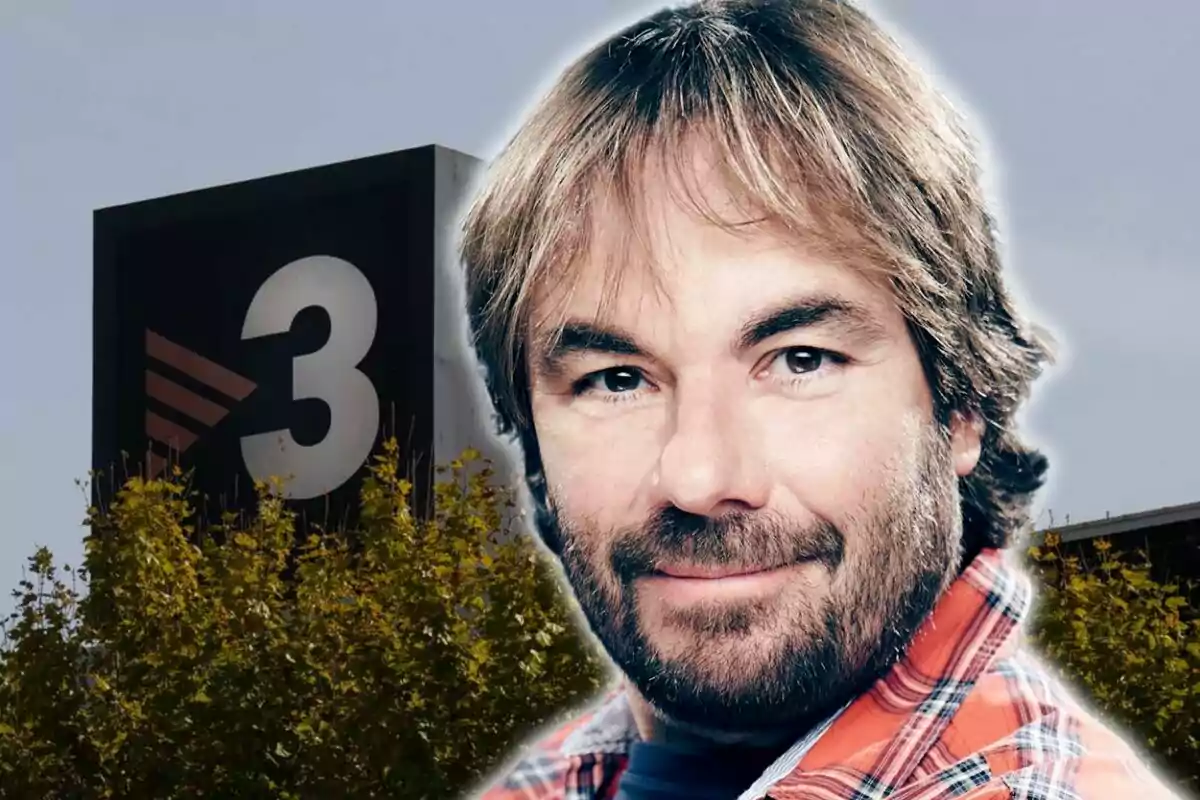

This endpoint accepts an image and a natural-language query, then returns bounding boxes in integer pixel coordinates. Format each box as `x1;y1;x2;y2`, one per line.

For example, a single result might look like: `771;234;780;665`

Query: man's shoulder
932;652;1181;798
474;691;635;800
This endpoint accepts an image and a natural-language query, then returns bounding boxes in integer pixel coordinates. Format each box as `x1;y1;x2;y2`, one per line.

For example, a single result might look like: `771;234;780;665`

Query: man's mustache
610;506;844;583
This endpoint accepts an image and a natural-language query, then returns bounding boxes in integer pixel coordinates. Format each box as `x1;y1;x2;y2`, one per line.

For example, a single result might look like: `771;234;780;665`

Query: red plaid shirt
475;549;1185;799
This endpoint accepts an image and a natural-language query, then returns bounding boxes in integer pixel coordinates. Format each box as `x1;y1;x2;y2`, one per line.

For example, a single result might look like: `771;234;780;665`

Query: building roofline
1034;499;1200;544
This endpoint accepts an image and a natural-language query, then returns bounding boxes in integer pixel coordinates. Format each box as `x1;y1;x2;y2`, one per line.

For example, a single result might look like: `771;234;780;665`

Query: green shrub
0;440;608;799
1026;533;1199;792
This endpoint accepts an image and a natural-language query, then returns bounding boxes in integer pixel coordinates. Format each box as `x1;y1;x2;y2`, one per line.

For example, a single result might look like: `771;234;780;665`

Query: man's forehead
528;224;891;340
526;251;900;367
523;136;899;342
530;195;776;327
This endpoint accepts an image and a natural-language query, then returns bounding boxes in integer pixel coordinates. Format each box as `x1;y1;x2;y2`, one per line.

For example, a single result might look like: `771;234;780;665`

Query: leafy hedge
1026;533;1199;792
0;441;608;799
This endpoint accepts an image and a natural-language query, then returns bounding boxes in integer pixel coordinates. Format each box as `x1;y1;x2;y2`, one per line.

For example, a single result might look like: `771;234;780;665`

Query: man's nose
653;384;770;517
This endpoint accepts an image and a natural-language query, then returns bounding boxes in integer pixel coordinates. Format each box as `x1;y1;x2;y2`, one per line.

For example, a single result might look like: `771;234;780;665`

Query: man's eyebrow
535;323;645;373
737;296;888;350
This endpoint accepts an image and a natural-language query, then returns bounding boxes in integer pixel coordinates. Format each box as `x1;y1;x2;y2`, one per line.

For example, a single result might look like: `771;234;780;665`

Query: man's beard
532;422;964;738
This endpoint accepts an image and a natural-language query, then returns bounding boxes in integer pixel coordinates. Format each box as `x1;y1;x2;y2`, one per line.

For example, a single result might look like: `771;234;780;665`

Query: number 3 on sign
240;255;380;500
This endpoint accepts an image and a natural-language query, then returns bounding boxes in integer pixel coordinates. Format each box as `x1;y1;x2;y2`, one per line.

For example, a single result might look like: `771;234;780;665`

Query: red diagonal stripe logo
146;371;229;426
146;329;256;401
143;329;257;479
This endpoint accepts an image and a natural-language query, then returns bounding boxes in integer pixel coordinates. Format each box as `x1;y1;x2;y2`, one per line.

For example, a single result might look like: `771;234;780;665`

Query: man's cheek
563;528;624;604
777;422;905;497
767;442;874;519
562;450;653;517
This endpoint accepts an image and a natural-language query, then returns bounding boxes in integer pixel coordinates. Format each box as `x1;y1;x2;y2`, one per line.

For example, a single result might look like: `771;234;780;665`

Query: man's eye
601;368;644;392
782;348;827;374
575;367;644;395
596;367;644;393
767;347;847;381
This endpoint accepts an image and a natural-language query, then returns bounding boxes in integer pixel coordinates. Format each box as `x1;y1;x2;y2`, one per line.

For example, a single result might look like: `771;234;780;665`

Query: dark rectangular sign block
94;144;503;531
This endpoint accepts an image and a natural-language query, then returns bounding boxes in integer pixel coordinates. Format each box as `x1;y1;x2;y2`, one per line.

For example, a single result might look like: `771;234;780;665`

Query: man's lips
653;563;790;580
639;559;823;605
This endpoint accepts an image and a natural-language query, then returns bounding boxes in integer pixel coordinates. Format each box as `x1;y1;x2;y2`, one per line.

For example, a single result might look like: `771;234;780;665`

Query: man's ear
949;411;984;477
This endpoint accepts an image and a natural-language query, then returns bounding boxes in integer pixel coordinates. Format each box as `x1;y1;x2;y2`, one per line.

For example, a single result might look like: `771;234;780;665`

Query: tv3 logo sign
144;256;379;500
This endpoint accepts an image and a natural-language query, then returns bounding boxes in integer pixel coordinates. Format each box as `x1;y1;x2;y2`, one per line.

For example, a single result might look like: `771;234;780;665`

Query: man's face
526;157;982;736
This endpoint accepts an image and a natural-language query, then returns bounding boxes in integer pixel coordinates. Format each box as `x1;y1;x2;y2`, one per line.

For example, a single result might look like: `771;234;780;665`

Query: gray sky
1;1;1196;604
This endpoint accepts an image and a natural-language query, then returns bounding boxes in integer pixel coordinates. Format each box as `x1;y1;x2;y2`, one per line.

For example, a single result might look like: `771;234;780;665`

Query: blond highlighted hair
459;0;1054;555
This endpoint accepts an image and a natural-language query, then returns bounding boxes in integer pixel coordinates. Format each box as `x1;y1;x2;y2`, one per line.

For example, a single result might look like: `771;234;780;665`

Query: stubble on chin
645;551;832;634
636;577;829;685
